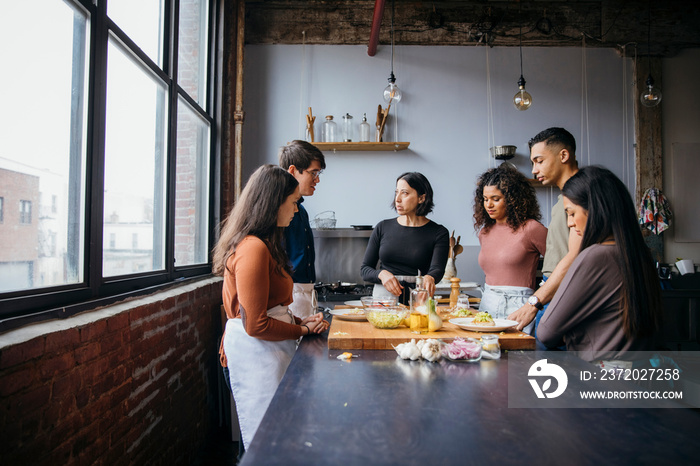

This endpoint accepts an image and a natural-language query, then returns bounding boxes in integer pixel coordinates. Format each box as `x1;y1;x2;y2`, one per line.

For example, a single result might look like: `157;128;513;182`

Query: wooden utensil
306;107;316;142
453;234;463;258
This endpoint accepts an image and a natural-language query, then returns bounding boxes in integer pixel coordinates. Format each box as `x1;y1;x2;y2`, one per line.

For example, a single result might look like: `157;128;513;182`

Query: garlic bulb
421;338;443;362
394;339;421;360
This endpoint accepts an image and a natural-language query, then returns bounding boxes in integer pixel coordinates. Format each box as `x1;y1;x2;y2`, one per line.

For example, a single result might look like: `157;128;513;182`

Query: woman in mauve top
474;165;547;334
212;164;328;450
361;172;449;304
537;166;662;362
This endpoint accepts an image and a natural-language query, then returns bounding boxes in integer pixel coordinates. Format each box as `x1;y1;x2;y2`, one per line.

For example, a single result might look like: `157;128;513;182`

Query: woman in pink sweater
473;165;547;334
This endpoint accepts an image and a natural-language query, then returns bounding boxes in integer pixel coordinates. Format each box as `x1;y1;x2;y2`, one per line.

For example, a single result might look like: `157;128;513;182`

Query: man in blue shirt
279;140;327;318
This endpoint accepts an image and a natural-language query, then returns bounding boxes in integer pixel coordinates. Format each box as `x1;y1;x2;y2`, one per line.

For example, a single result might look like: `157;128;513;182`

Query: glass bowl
442;337;482;362
360;296;398;309
365;306;408;329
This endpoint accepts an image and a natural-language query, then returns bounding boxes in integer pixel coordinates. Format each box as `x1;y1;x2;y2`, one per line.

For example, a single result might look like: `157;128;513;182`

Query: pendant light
640;0;662;107
513;2;532;111
383;0;402;103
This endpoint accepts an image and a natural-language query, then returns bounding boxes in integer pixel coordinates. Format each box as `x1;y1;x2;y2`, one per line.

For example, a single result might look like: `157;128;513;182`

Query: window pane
178;0;209;105
175;97;210;266
104;38;168;277
0;0;88;293
107;0;165;66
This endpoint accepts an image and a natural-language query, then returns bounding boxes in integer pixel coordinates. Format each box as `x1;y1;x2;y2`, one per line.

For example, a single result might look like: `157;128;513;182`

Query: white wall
663;48;700;267
242;44;642;282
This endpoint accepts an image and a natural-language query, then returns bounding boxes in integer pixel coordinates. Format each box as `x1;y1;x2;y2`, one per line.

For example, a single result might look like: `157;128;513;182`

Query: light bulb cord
647;0;651;70
390;0;395;76
519;4;524;79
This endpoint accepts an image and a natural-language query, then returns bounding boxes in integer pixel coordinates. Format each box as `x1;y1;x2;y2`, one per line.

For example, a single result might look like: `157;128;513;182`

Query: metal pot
489;145;517;160
315;281;358;293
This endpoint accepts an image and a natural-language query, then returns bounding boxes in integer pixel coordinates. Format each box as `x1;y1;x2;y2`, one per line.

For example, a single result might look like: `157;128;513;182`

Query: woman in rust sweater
212;164;327;449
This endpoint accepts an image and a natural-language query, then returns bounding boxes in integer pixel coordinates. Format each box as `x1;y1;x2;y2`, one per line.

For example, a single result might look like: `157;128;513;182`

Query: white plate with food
330;308;367;321
449;317;518;332
343;300;364;307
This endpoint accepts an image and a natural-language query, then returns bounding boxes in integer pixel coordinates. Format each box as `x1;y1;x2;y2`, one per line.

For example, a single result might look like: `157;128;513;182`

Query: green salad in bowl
365;307;408;329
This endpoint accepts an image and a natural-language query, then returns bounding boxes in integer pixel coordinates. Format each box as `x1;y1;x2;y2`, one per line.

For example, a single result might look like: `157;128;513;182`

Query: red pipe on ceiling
367;0;386;56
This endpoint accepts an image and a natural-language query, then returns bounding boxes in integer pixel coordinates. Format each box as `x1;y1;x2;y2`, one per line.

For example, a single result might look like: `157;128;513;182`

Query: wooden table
328;305;536;350
239;324;700;465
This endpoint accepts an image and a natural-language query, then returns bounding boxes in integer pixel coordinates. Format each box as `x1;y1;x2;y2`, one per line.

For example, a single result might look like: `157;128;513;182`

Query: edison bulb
513;86;532;111
640;75;662;107
383;82;402;103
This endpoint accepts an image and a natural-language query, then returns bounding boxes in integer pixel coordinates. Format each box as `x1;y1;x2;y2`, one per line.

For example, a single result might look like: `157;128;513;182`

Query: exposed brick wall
0;277;224;465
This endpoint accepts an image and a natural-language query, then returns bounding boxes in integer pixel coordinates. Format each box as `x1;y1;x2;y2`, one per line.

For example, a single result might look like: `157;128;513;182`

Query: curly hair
473;164;541;233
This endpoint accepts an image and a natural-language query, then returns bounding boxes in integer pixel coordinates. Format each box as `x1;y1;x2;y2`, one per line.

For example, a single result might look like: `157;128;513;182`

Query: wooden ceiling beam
244;0;700;57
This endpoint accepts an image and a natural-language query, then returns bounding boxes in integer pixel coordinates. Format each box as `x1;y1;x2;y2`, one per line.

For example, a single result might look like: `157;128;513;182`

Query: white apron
223;305;297;449
288;283;317;319
480;284;535;335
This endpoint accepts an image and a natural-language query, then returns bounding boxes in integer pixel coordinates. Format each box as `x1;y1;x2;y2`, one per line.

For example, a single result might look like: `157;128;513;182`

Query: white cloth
289;282;317;319
372;283;395;298
223;305;297;449
481;284;535;334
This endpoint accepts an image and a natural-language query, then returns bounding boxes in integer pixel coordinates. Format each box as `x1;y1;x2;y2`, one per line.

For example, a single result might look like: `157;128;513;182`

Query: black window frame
0;0;221;332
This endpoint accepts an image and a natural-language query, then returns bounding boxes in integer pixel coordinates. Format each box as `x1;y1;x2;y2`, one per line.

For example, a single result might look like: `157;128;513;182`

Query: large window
0;0;218;326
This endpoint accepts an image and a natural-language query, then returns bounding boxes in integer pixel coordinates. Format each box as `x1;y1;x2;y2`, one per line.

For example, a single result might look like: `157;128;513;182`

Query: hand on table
508;304;537;332
302;312;329;334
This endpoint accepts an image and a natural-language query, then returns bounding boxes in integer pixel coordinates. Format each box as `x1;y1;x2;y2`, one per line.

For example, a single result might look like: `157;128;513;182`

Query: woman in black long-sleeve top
361;172;449;304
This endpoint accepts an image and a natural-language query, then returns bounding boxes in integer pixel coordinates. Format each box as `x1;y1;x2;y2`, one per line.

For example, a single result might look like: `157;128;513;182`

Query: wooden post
233;0;245;203
221;0;246;223
634;55;664;262
634;56;663;204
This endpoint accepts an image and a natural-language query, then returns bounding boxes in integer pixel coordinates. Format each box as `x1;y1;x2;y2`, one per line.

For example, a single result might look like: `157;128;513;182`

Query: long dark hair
562;166;662;338
391;172;435;216
212;164;299;277
473;164;541;233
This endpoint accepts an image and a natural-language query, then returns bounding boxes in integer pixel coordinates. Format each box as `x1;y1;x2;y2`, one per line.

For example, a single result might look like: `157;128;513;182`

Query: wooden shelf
310;141;410;152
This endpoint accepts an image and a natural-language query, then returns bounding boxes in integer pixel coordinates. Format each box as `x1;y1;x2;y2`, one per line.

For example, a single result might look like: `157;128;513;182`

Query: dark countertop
240;324;700;466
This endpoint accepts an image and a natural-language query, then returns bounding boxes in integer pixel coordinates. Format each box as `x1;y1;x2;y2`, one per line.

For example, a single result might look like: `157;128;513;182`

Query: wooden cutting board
327;309;535;351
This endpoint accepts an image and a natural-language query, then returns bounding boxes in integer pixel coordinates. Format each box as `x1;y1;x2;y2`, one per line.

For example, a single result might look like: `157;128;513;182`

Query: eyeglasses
305;169;323;179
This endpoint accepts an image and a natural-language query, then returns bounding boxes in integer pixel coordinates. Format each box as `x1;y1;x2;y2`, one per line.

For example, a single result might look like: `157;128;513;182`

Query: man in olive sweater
509;127;580;336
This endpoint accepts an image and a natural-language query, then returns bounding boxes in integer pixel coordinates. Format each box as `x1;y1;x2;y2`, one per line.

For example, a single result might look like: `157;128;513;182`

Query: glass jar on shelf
341;113;354;142
322;115;337;142
359;113;371;142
